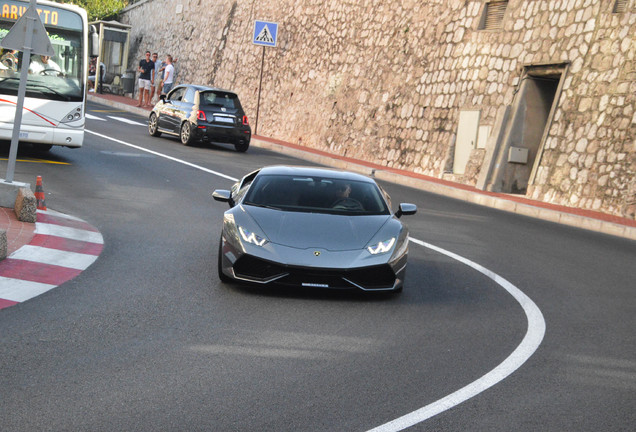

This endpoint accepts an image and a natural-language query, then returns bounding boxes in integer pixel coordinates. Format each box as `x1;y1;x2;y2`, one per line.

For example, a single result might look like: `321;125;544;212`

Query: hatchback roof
181;83;238;96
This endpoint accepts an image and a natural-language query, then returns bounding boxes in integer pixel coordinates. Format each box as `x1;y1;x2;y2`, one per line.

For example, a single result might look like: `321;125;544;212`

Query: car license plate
214;116;234;124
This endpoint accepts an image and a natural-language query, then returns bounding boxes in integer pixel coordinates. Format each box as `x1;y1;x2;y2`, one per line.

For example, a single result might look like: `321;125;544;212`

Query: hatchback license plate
214;116;234;124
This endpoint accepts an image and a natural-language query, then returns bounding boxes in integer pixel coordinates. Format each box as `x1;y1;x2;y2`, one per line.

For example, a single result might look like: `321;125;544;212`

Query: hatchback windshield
243;174;390;215
201;91;239;109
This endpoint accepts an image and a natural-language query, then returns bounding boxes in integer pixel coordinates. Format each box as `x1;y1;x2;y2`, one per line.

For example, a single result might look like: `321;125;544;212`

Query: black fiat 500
148;84;251;152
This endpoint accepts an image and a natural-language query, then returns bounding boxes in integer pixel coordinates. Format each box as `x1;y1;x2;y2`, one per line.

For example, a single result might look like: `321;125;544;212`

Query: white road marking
100;151;155;158
35;223;104;244
85;113;106;121
86;130;239;181
107;115;146;126
88;127;546;429
365;238;546;432
0;277;56;302
9;245;99;270
38;208;84;222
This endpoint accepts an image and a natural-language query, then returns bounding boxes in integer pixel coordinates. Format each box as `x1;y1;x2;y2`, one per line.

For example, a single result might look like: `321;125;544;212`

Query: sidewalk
0;207;36;256
88;90;153;116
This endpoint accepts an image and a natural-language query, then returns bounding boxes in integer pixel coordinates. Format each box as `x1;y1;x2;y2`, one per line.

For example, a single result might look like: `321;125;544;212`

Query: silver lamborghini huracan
212;166;417;292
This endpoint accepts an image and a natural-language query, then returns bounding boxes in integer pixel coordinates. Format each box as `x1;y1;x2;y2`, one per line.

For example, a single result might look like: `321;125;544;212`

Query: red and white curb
0;209;104;310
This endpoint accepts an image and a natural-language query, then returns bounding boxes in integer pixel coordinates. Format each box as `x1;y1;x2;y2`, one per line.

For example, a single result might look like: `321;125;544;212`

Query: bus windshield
0;6;84;101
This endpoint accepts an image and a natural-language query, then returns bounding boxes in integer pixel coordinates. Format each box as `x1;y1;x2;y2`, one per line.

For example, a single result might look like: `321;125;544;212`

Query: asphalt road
0;101;634;431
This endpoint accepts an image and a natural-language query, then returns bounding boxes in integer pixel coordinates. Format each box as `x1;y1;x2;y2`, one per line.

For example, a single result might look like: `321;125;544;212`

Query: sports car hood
242;206;393;251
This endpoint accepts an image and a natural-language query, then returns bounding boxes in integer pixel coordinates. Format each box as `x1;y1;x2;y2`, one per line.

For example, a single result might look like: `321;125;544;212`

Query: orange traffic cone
35;175;46;211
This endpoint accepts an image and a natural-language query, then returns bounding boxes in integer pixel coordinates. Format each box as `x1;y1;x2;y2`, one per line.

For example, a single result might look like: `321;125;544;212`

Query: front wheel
148;113;161;137
180;121;195;146
218;239;232;283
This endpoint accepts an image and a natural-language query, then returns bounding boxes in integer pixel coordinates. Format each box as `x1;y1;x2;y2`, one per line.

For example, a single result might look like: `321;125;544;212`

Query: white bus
0;0;94;151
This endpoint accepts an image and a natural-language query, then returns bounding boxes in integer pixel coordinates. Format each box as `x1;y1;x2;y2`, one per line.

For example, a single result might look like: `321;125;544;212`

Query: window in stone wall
479;1;508;30
613;0;627;13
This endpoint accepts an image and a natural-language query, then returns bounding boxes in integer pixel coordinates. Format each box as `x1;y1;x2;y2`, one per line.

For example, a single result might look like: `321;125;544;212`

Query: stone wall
120;0;635;219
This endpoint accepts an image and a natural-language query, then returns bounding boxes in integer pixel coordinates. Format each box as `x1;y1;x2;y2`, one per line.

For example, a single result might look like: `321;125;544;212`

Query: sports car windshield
243;174;390;215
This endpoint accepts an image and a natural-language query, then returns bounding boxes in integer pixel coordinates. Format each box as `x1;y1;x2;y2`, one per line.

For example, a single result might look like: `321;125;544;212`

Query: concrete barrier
14;187;37;223
0;229;6;260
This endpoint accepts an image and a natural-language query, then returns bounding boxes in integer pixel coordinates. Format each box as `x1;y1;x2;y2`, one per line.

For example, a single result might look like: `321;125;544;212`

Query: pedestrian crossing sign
253;20;278;47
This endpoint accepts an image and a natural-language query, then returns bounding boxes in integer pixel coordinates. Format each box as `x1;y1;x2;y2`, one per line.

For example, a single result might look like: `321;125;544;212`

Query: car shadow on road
161;136;241;153
214;254;502;306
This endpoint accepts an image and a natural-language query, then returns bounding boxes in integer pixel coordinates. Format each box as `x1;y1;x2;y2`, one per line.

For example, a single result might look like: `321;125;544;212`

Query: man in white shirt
161;55;174;95
150;52;163;103
29;55;62;75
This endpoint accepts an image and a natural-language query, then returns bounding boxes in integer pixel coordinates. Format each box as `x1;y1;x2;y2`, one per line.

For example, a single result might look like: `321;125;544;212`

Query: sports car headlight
238;226;268;247
367;237;395;255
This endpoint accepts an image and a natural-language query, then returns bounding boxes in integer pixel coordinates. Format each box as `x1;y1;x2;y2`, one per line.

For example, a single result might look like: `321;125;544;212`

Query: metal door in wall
486;64;566;194
453;110;481;175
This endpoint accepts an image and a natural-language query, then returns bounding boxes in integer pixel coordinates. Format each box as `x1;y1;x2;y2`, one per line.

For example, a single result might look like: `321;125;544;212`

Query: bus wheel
148;113;161;137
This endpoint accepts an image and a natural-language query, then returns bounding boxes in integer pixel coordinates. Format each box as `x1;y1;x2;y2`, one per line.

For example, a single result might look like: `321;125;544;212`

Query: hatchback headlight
367;238;395;255
238;226;268;247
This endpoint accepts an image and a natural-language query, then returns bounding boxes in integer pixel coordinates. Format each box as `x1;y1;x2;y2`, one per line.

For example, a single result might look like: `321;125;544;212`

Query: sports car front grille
233;255;396;290
233;255;285;281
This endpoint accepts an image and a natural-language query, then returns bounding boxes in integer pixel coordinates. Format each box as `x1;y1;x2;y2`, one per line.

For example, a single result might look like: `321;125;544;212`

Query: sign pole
255;46;265;135
2;0;54;183
5;0;37;183
252;20;278;137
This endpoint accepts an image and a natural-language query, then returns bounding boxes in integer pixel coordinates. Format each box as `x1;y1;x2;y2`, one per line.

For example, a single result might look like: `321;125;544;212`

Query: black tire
180;121;195;146
148;113;161;137
234;138;250;153
218;240;232;283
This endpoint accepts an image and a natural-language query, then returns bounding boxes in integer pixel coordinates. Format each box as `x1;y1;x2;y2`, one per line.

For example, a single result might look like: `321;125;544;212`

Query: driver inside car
331;182;364;210
28;54;62;75
334;183;352;201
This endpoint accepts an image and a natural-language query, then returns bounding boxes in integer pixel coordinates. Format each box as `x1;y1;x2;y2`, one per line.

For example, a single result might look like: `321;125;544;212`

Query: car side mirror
160;94;166;103
212;189;235;207
395;203;417;218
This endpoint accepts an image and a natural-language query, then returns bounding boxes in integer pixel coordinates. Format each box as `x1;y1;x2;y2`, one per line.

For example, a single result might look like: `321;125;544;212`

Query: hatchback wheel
234;138;250;153
180;121;195;146
148;113;161;137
